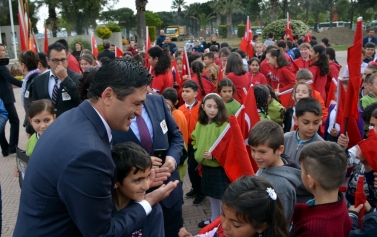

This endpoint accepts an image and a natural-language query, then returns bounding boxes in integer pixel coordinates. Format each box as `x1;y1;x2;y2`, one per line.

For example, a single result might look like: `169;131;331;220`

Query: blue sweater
0;99;7;120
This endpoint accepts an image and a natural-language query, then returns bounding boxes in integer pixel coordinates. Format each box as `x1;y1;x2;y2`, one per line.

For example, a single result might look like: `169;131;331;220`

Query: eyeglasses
50;58;67;64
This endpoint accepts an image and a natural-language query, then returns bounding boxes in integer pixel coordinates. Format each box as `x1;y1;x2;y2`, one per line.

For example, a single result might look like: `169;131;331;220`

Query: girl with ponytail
148;46;174;94
190;61;215;101
309;44;330;101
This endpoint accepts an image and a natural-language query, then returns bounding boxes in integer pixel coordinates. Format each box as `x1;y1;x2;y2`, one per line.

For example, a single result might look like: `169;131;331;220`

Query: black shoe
193;195;206;206
198;219;211;228
9;148;16;154
2;151;9;157
185;189;197;198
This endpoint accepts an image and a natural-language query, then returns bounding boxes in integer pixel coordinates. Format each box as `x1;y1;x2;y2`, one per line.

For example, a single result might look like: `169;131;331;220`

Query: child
348;201;377;237
254;85;271;120
284;98;324;163
176;56;183;76
203;52;215;67
325;47;342;80
235;49;248;72
205;63;219;86
360;74;377;110
309;45;330;102
247;58;267;86
192;93;229;228
178;80;206;205
343;48;369;80
291;43;312;74
193;41;204;53
217;78;241;116
148;46;174;94
219;47;231;69
254;42;264;60
290;141;352;237
162;88;189;182
191;61;215;101
178;176;289;237
111;142;164;237
295;69;328;123
26;99;56;156
266;85;285;126
209;45;221;67
248;120;302;223
283;82;312;133
225;52;249;103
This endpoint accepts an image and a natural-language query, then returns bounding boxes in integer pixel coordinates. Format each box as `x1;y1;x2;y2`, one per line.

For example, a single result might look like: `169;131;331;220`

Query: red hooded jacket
268;66;296;92
309;65;329;102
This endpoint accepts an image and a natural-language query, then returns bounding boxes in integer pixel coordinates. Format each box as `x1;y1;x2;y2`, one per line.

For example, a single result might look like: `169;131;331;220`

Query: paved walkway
0;88;210;236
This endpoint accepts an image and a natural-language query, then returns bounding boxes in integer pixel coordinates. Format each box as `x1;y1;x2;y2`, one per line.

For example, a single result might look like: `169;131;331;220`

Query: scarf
21;69;40;106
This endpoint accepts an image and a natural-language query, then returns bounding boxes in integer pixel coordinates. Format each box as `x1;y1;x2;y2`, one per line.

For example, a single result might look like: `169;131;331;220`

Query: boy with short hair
178;80;206;205
291;141;352;237
296;69;328;123
112;142;164;237
203;52;215;67
363;42;376;64
359;74;377;110
249;120;302;223
284;97;324;163
209;45;221;67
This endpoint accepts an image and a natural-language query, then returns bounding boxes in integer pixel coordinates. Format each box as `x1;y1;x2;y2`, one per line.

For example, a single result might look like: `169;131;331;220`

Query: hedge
237;24;246;38
218;25;227;38
261;19;309;40
106;22;122;32
98;44;104;53
95;26;112;40
69;37;91;53
148;26;156;42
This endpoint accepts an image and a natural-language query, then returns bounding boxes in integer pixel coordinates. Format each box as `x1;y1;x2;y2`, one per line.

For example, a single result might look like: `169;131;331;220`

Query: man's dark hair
277;41;286;49
293;35;299;40
48;42;67;58
182;80;198;92
309;40;318;47
162;87;178;105
221;42;229;48
235;49;246;59
87;59;152;102
248;120;284;152
111;44;115;47
112;142;152;183
297;39;304;45
103;40;111;49
296;97;322;118
268;32;274;39
365;42;376;49
38;52;48;68
286;41;293;49
311;36;317;40
253;34;259;41
55;39;69;52
209;45;219;52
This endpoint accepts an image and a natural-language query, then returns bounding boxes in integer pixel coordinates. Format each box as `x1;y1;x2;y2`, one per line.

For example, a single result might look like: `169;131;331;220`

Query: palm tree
213;0;244;38
184;3;201;36
171;0;187;25
135;0;148;50
191;13;216;38
269;0;278;21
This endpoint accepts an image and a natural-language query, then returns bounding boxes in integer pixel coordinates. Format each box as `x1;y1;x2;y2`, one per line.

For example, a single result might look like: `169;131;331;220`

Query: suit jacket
363;36;377;47
98;49;115;60
0;65;22;104
31;69;81;117
112;94;184;208
14;100;148;237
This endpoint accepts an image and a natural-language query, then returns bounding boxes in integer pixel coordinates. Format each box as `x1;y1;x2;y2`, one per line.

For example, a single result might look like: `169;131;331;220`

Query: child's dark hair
296;69;313;81
365;42;375;49
77;67;98;102
299;141;347;191
362;102;377;124
204;52;215;61
223;176;288;237
182;80;198;92
325;47;338;64
148;46;171;76
266;48;289;67
366;74;377;85
225;52;246;76
266;84;281;103
209;45;219;52
112;142;152;183
28;99;55;119
162;87;178;105
311;44;329;76
217;78;235;94
248;120;284;152
292;82;312;103
247;57;261;66
191;61;206;97
295;97;322;118
219;47;231;58
277;41;286;49
198;93;228;126
254;85;270;115
188;54;202;67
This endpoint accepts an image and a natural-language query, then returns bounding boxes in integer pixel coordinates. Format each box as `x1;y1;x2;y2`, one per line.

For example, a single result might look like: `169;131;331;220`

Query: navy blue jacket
112;94;184;208
363;36;377;47
349;209;377;237
0;65;22;104
14;100;147;236
156;35;166;48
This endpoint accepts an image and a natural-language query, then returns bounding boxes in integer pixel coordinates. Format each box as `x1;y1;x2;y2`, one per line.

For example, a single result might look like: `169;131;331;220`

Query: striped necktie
51;76;59;104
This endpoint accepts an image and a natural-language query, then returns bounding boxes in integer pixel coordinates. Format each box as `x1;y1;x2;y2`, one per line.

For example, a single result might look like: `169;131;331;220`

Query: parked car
256;29;262;35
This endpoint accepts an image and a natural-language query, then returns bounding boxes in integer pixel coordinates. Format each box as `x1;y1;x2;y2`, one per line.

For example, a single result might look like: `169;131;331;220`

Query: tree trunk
349;0;354;29
137;12;146;50
270;0;278;21
210;20;214;37
48;4;58;37
216;12;221;26
329;1;333;28
304;0;310;23
314;13;319;32
226;11;232;38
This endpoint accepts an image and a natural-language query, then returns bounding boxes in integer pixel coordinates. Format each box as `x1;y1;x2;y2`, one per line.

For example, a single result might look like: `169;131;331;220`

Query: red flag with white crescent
91;34;98;58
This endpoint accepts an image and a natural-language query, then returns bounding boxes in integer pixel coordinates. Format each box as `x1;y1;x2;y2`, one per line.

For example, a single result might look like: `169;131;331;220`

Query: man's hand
145;180;179;206
337;133;349;150
161;156;176;173
149;167;170;188
55;65;68;81
151;156;162;169
178;227;193;237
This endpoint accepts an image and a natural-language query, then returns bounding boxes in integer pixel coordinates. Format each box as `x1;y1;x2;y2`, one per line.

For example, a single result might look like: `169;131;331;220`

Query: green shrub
106;22;122;32
98;44;104;53
95;26;112;40
69;37;91;52
148;26;156;42
218;25;227;38
237;24;246;38
262;19;309;40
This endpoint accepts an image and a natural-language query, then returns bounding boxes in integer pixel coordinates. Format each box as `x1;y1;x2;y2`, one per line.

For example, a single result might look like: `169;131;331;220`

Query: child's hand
348;204;363;213
203;151;212;160
365;201;372;213
337;133;349;150
182;75;190;80
151;156;163;168
178;227;193;237
356;146;367;164
330;128;339;137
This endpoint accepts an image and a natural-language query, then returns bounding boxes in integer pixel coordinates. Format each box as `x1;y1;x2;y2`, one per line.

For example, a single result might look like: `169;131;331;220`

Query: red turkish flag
44;21;49;54
115;46;123;57
286;12;293;41
239;16;254;58
91;34;98;58
181;48;191;78
354;175;367;227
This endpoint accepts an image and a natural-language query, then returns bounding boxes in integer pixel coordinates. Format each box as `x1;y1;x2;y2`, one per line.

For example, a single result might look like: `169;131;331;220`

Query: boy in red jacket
290;141;352;237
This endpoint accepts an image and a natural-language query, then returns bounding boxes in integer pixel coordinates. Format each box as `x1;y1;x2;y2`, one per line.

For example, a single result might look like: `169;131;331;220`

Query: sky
36;0;203;33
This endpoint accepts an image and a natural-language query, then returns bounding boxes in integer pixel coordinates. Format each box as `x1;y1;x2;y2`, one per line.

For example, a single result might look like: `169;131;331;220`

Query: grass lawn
332;45;350;51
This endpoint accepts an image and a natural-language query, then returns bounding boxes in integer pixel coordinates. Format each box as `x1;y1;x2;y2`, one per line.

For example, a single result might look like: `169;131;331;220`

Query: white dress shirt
48;70;62;99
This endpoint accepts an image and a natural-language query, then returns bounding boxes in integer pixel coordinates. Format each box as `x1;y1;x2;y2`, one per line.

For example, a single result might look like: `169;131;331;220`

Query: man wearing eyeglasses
31;42;81;117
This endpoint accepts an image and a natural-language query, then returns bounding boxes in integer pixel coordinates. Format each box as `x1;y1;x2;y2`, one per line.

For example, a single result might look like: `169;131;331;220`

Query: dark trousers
0;103;19;154
161;198;183;237
187;144;203;195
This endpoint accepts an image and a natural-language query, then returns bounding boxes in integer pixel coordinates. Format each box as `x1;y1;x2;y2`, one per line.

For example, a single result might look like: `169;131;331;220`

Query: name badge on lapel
24;91;29;98
160;120;168;134
62;89;71;101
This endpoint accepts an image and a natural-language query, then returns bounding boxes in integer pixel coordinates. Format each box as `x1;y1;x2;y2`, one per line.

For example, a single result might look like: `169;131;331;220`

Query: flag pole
9;0;18;59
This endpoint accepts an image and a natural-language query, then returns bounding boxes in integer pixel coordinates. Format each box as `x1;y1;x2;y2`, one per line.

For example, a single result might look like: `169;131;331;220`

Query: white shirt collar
185;100;197;109
91;104;112;143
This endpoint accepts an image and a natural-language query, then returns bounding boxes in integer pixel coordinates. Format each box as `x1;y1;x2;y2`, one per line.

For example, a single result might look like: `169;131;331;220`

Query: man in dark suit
363;29;377;48
31;42;81;117
98;40;115;60
14;60;178;236
112;94;184;237
0;44;22;156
